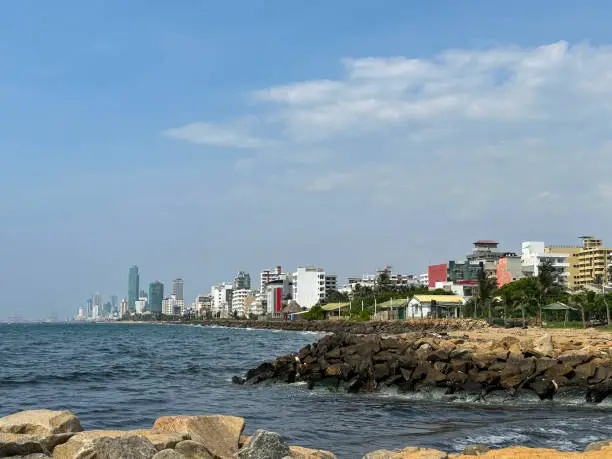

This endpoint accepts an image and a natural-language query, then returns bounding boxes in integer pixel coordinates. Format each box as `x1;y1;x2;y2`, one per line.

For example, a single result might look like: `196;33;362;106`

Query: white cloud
167;41;612;235
163;121;269;149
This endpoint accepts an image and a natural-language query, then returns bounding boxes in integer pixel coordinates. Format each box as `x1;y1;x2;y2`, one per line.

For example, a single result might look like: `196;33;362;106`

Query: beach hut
321;302;351;319
375;298;409;320
407;295;464;319
542;301;577;327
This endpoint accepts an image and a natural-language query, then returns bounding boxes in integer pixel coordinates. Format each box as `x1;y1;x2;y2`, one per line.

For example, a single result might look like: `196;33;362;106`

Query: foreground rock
0;410;82;457
52;431;158;459
237;332;612;404
235;430;291;459
0;409;609;458
152;415;244;458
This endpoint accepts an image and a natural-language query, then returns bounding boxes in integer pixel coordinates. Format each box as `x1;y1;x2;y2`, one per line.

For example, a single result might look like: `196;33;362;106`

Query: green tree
594;274;610;325
304;305;324;321
476;267;497;319
376;269;392;291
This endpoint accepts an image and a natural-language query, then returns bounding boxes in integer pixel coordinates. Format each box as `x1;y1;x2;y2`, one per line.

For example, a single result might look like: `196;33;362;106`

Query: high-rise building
139;289;147;298
149;281;164;313
292;267;327;309
128;266;140;312
172;278;184;300
120;298;128;316
234;271;251;290
86;298;93;318
573;237;612;287
211;283;233;317
111;295;118;313
93;292;102;316
231;289;254;317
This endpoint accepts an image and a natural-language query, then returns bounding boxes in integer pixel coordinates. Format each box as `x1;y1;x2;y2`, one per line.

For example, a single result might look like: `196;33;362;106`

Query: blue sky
2;1;612;319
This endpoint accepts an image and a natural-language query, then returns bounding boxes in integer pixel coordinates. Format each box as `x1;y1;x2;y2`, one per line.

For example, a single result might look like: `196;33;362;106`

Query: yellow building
545;245;582;287
548;237;612;287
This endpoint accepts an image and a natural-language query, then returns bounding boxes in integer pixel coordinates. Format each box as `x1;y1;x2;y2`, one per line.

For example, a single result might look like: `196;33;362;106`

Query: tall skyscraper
93;292;102;316
128;266;139;312
234;271;251;290
86;298;93;318
111;295;118;313
172;278;184;300
149;281;164;313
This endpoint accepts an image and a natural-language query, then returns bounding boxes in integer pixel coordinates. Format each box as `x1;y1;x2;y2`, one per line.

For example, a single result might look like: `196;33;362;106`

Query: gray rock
0;432;72;457
462;444;490;455
174;440;214;458
53;434;157;459
234;430;291;459
152;449;187;459
585;440;612;452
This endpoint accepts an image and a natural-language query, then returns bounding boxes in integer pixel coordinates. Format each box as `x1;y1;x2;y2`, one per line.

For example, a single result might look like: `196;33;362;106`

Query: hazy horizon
2;1;612;320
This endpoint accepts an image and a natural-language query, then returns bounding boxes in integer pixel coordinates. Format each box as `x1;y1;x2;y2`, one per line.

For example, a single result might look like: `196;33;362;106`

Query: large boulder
152;415;244;458
0;432;72;456
362;446;448;458
235;430;291;459
52;431;158;459
0;410;82;436
584;440;612;452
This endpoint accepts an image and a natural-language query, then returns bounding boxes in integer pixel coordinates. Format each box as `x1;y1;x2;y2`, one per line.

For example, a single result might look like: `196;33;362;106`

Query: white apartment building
521;241;570;286
162;296;177;315
134;297;148;314
292;267;331;309
346;267;421;292
260;266;287;290
211;283;233;317
231;289;254;317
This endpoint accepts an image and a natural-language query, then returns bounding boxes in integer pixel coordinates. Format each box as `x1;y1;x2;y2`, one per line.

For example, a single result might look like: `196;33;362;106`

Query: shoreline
0;409;610;458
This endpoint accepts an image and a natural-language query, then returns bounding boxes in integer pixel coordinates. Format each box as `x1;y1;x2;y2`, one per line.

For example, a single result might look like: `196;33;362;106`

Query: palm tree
569;287;587;329
536;260;561;325
594;274;610;325
476;267;497;319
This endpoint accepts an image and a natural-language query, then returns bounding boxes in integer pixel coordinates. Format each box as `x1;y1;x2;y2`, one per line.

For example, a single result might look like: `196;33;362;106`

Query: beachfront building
162;295;179;315
292;267;329;309
195;294;212;316
231;289;254;317
521;242;570;286
211;283;233;317
134;297;148;314
496;255;524;288
406;295;464;318
573;237;612;287
234;271;251;290
260;266;288;290
120;298;128;316
345;266;421;292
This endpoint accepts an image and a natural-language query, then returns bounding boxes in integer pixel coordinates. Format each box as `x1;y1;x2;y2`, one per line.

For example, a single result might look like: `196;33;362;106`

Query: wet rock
174;440;214;458
0;410;82;436
152;415;244;458
235;430;291;459
232;376;245;385
462;444;490;455
362;446;448;458
52;432;157;459
530;379;557;400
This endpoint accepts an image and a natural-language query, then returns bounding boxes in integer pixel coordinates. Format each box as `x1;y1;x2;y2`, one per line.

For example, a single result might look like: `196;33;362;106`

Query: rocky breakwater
0;409;336;458
202;318;487;334
236;331;612;404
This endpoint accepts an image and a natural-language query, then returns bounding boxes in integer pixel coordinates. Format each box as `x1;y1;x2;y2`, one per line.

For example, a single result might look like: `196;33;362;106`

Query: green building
149;281;164;314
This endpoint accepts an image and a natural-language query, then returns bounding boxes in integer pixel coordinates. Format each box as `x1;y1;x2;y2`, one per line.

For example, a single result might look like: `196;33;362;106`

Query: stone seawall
236;331;612;404
2;409;610;458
